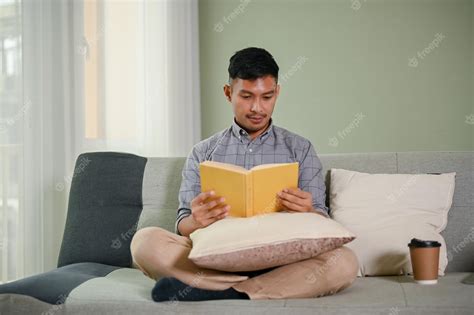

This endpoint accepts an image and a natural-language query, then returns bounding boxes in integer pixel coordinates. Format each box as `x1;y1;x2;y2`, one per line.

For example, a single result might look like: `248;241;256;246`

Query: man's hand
178;190;229;237
190;190;230;228
277;188;314;213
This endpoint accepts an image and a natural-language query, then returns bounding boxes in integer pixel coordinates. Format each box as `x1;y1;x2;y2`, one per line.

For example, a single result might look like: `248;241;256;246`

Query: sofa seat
66;269;474;314
4;266;472;314
1;151;472;314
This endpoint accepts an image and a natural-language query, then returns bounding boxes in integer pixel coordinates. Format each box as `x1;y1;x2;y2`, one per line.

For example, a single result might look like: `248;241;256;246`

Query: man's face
224;75;280;138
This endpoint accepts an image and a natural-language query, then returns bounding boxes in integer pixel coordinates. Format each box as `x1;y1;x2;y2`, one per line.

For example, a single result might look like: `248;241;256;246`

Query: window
0;0;23;283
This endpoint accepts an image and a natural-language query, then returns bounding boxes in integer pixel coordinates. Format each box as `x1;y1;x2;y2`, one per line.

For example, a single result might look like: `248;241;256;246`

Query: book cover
200;161;299;217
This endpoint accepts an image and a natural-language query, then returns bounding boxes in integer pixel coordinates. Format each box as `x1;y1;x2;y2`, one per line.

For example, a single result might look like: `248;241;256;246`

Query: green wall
472;0;474;149
199;0;473;153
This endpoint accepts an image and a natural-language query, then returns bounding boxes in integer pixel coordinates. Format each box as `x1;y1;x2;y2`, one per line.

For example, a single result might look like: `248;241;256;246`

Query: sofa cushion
57;152;147;268
329;168;456;276
188;212;355;272
2;271;472;314
396;151;474;273
136;157;186;233
138;152;472;273
61;269;474;314
0;262;120;305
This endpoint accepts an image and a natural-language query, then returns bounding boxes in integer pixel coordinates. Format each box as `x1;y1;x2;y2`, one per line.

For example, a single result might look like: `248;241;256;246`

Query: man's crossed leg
130;226;359;301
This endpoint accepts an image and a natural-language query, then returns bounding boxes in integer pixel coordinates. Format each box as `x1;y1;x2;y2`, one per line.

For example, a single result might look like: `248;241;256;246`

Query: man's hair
228;47;279;83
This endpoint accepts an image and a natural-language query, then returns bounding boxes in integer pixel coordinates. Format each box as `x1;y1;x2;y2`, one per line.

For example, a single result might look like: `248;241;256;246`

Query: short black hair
228;47;279;83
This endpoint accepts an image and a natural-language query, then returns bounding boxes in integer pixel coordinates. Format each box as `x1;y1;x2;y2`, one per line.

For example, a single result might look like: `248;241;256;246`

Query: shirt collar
231;117;274;142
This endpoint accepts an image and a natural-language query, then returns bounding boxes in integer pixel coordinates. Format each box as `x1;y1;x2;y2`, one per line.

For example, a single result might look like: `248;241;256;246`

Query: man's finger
278;190;306;207
192;198;226;223
192;190;216;206
206;205;229;219
279;199;305;212
284;188;308;199
200;197;225;211
201;215;223;227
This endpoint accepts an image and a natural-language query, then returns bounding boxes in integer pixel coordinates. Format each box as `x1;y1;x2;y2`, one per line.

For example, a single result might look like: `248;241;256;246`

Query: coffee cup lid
408;238;441;248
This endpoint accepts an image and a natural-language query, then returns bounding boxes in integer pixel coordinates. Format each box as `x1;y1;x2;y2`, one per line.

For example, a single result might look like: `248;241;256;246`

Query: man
131;47;358;302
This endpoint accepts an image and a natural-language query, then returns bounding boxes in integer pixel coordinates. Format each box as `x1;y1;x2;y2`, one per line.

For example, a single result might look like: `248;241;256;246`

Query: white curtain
0;0;200;281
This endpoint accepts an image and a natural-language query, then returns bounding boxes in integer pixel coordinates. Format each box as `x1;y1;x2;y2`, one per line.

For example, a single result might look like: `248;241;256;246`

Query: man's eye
241;95;251;99
263;96;272;100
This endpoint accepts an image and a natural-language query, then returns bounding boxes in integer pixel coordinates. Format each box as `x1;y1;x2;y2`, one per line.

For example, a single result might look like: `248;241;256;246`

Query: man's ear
223;84;232;102
275;84;281;98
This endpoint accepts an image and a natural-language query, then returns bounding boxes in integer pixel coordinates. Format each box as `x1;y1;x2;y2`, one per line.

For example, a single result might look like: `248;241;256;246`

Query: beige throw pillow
329;168;456;277
188;212;356;272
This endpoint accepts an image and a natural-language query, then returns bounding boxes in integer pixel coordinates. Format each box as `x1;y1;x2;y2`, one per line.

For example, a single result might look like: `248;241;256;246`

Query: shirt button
249;149;253;152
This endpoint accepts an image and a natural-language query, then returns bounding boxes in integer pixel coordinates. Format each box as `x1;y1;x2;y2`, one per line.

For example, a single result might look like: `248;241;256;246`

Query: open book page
200;161;298;217
251;162;299;216
200;162;247;217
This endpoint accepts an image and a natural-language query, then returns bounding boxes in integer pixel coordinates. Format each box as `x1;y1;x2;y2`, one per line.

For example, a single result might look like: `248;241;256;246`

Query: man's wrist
177;214;202;237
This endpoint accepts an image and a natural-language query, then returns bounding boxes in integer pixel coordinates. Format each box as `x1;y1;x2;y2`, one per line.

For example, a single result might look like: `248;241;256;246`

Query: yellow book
200;161;299;217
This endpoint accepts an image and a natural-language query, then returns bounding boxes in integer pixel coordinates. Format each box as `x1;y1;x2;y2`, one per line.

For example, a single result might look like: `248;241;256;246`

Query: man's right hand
178;190;230;237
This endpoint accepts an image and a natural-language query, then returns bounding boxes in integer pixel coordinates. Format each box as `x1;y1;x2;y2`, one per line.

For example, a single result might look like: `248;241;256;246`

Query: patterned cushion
188;212;356;272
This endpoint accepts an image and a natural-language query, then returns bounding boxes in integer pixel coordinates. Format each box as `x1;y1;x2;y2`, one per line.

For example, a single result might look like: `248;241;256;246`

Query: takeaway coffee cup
408;238;441;284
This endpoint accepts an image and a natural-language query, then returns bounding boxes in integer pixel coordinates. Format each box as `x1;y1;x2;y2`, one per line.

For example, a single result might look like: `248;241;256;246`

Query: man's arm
176;146;203;235
277;141;330;217
177;191;229;237
298;142;330;217
176;145;229;237
177;215;200;237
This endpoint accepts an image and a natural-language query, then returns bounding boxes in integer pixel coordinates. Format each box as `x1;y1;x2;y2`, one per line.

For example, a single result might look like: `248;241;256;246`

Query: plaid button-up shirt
176;118;329;234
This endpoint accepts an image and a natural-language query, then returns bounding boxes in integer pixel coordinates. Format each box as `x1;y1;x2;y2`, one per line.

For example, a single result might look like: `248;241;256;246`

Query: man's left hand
277;188;314;213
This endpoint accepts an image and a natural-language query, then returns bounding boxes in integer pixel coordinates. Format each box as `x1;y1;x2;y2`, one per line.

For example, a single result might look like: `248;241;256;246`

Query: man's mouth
248;116;265;123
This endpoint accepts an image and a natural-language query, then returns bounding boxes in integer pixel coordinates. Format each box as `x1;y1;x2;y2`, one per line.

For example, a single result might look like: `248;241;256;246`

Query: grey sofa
0;151;473;315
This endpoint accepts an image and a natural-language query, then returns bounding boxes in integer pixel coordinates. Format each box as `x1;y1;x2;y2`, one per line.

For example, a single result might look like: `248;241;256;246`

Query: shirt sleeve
175;144;204;235
297;141;330;218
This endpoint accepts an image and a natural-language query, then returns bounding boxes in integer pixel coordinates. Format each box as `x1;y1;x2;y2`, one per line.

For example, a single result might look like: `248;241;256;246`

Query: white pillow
329;168;456;277
188;212;356;272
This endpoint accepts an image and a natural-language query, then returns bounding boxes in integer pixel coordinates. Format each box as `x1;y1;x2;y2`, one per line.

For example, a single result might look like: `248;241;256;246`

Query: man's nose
251;99;261;112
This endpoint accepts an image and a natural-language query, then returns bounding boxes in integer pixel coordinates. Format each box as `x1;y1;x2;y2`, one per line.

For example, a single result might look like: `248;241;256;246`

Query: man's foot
151;277;250;302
